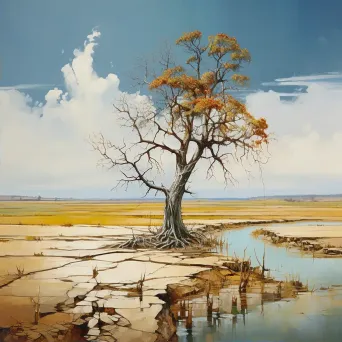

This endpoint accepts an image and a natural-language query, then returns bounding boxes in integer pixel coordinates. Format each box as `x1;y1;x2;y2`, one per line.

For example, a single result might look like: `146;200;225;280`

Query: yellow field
0;199;342;226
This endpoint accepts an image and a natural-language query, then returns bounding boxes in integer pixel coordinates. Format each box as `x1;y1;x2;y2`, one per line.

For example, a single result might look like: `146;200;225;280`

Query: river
176;221;342;341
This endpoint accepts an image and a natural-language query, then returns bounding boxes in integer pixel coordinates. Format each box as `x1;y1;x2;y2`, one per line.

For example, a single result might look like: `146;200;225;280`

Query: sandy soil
265;225;342;239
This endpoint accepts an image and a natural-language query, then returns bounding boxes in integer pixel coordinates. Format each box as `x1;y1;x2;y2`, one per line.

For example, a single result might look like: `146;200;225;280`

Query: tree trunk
156;163;197;247
162;189;188;238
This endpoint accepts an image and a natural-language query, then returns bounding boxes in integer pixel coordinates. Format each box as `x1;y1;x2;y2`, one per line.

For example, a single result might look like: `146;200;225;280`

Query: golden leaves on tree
231;48;251;62
208;33;239;56
200;71;216;87
149;30;268;149
231;74;250;86
252;118;269;146
193;98;224;113
186;56;197;64
176;30;202;44
223;62;240;71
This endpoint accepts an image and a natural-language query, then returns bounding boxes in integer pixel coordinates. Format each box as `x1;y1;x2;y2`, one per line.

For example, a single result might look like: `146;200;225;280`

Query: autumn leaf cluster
148;30;268;148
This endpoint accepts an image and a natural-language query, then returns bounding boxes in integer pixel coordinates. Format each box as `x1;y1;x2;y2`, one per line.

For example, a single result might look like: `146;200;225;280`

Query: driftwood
254;245;270;279
239;248;252;293
30;287;41;325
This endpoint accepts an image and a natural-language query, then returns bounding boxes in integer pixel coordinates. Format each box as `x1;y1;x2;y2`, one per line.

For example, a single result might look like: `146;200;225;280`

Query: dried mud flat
0;222;305;342
256;223;342;256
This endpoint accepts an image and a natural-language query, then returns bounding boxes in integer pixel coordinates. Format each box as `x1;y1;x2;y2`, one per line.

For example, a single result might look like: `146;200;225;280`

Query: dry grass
251;228;265;238
15;266;25;276
0;199;341;226
61;223;73;227
25;236;42;241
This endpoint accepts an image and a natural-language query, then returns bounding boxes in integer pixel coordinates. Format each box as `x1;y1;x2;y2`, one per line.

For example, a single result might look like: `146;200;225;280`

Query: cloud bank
0;84;55;91
0;30;341;198
0;30;149;198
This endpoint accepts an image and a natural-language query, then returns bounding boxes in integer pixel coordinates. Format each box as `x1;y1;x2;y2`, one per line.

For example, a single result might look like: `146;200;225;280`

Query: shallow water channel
177;221;342;342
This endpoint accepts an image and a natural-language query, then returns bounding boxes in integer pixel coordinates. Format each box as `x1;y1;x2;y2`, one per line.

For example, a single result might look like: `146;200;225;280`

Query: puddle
174;221;342;341
219;221;342;287
176;288;342;342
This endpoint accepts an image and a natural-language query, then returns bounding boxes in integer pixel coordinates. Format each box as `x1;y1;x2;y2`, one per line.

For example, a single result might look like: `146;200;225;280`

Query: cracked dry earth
0;223;250;342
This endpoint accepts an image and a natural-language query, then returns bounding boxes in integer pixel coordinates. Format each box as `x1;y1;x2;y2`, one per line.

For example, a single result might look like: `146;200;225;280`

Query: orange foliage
193;98;224;113
168;74;201;91
208;33;240;56
149;66;206;93
149;30;268;147
231;74;250;86
186;56;197;64
252;118;269;144
176;30;202;44
225;96;249;116
200;71;216;85
231;48;251;62
149;66;184;89
223;62;240;71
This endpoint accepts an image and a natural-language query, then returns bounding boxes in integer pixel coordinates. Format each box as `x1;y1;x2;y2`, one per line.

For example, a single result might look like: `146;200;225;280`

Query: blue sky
2;0;342;92
1;0;342;198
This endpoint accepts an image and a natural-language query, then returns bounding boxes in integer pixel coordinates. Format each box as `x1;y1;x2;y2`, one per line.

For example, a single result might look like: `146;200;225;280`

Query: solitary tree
93;31;268;248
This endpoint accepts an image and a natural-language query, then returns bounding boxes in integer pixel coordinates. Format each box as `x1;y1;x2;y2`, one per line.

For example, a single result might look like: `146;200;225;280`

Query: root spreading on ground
118;229;207;249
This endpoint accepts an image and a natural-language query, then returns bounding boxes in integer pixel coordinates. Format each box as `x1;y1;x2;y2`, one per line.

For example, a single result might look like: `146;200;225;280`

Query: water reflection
176;287;342;342
218;221;342;287
175;284;281;339
177;221;342;341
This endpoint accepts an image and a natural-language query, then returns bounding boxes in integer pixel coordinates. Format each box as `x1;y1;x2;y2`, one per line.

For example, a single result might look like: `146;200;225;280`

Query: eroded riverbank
253;221;342;256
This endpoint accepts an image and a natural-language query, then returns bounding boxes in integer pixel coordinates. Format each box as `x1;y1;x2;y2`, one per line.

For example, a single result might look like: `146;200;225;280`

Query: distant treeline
0;196;59;201
0;194;341;202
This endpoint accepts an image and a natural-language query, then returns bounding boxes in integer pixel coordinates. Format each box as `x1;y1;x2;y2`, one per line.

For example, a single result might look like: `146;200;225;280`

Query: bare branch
91;133;167;195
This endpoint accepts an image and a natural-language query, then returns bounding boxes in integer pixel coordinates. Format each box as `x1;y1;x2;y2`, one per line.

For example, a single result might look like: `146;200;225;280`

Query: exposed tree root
118;229;207;250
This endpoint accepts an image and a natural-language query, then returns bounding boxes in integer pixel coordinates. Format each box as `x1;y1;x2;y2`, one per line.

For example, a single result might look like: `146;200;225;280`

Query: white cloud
0;29;154;198
276;73;342;82
0;84;54;90
269;92;300;97
87;30;101;43
262;73;342;88
245;80;342;194
1;30;342;198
